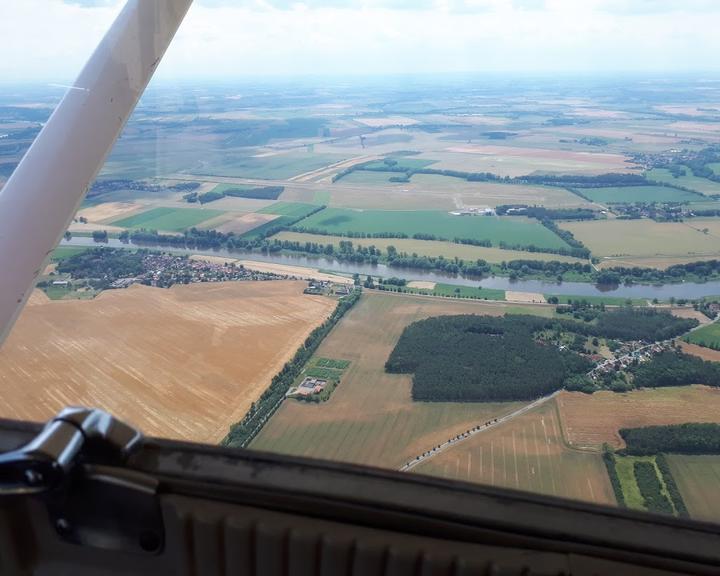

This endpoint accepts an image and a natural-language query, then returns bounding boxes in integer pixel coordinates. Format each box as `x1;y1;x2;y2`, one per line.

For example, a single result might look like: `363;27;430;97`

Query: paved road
398;390;561;472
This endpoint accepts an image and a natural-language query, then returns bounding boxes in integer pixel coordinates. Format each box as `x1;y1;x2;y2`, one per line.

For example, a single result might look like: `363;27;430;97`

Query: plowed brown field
557;387;720;449
0;282;334;443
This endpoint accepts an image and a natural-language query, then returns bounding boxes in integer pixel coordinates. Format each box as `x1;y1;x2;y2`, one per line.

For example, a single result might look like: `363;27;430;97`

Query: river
60;237;720;300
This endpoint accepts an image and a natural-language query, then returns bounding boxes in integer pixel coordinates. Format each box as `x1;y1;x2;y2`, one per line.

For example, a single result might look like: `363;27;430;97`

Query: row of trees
333;160;651;189
620;423;720;455
599;260;720;286
655;454;689;517
222;289;361;448
495;205;596;221
633;461;674;515
593;309;697;342
602;450;626;507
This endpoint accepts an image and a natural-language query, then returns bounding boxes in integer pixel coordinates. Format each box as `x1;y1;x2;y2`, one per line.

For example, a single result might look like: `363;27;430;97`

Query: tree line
333;160;652;189
633;460;674;515
222;289;361;448
655;454;689;517
620;423;720;456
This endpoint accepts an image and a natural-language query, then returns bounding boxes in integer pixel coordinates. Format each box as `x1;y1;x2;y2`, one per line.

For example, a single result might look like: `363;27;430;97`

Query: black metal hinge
0;407;164;554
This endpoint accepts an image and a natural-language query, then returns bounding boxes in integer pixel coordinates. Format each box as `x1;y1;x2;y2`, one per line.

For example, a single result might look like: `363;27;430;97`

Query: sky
1;0;720;81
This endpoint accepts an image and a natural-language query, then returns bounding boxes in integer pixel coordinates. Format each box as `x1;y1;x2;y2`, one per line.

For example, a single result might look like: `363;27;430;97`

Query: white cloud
1;0;719;81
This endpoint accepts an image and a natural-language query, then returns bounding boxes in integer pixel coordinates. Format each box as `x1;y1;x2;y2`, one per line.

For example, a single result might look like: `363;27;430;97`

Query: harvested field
67;222;126;234
200;212;279;235
251;292;527;468
238;260;353;285
76;202;143;223
505;291;546;304
272;232;586;265
666;455;720;522
680;341;720;362
671;308;712;324
668;121;720;134
356;117;420;127
412;400;616;506
444;145;638;174
560;220;720;258
0;282;334;443
556;387;720;450
597;254;720;270
407;281;436;290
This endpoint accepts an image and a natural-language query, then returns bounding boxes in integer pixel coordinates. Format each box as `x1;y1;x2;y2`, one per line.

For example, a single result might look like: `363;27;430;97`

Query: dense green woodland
620;423;720;455
386;315;592;402
630;351;720;389
57;249;145;289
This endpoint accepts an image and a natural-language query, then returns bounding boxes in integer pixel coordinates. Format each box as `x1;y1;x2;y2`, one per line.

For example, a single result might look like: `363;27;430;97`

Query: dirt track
0;282;334;443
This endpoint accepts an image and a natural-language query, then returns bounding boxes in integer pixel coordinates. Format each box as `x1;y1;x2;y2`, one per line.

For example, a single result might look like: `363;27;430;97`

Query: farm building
286;377;328;398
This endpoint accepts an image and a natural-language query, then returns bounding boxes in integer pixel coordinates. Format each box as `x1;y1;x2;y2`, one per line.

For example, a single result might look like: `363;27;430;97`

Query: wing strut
0;0;193;345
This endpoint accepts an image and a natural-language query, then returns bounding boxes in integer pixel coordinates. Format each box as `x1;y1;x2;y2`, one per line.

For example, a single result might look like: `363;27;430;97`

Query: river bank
58;237;720;301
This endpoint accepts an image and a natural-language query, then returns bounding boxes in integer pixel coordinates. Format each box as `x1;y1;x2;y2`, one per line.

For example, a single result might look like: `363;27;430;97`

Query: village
586;340;674;380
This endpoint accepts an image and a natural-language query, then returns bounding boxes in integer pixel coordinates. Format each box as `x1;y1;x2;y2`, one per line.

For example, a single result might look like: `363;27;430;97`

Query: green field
239;203;320;239
684;322;720;349
547;294;648;306
579;185;704;204
614;455;658;511
648;168;720;196
272;232;585;264
403;283;506;301
51;246;90;261
42;285;98;301
111;207;224;232
192;152;346;180
312;190;331;204
295;209;569;249
667;455;720;522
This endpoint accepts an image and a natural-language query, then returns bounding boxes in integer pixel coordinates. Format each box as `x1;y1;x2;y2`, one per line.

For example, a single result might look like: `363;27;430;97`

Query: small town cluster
112;254;283;289
587;340;674;380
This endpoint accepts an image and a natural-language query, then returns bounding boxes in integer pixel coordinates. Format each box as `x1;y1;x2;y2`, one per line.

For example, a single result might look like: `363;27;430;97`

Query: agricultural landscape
2;75;720;523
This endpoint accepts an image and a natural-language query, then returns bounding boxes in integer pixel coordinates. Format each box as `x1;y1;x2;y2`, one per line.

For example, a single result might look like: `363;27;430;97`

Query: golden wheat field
0;281;334;443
